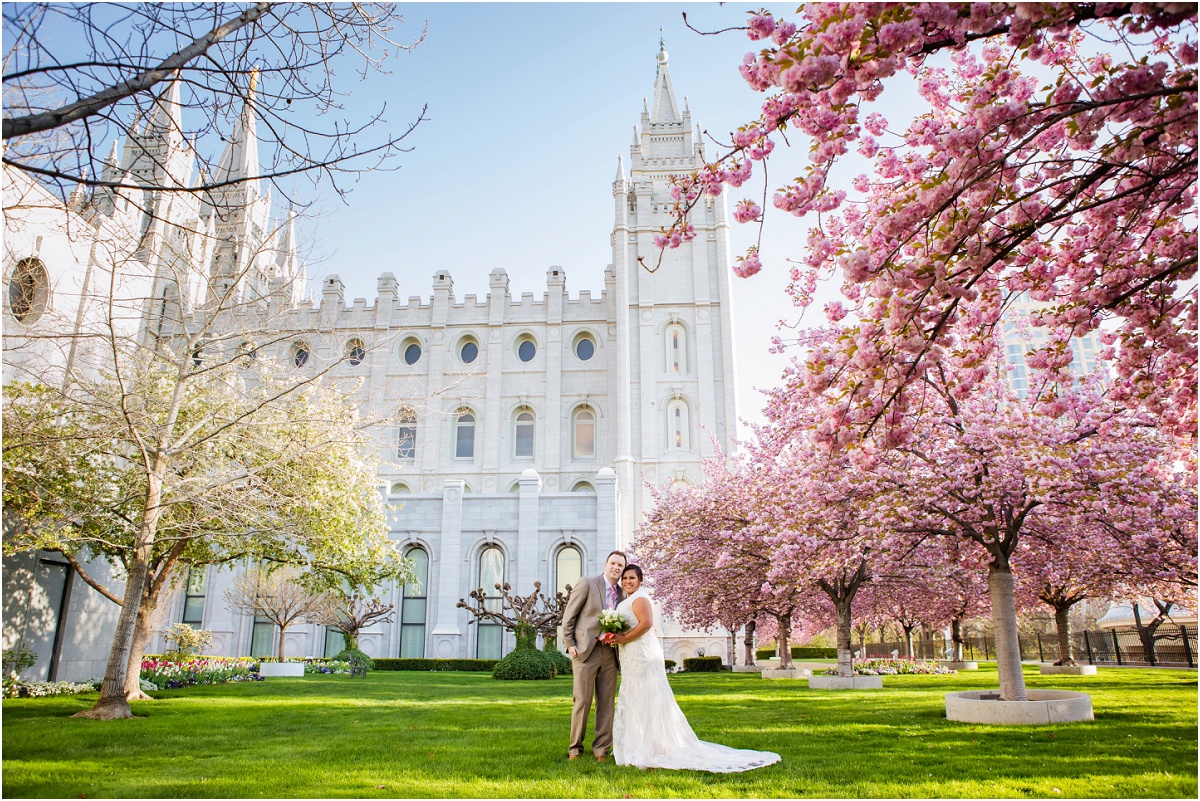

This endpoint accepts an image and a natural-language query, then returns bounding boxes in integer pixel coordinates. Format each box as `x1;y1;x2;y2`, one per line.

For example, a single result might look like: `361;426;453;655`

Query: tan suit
561;574;625;758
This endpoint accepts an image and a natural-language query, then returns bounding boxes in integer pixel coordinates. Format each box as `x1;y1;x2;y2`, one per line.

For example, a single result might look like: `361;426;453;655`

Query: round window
293;342;310;367
517;339;536;362
403;342;421;365
575;336;595;361
461;341;479;364
347;341;366;366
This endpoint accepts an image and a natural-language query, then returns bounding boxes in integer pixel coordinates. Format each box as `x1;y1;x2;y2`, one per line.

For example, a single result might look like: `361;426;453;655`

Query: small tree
160;623;213;662
224;565;328;662
309;591;395;655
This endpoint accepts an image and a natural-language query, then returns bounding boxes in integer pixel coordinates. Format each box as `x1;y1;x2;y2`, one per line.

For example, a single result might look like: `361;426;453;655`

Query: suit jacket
561;574;625;662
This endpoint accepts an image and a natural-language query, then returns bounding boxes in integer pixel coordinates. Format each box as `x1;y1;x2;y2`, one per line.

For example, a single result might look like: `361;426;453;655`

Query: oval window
404;342;422;365
8;257;49;324
517;339;536;362
347;340;366;366
461;341;479;364
292;342;310;368
575;337;595;361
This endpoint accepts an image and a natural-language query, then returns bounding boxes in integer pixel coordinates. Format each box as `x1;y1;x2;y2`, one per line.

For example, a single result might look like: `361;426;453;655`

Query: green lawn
2;664;1195;798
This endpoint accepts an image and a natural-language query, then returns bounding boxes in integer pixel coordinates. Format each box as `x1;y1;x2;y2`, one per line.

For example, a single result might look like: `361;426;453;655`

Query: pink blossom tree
663;4;1197;439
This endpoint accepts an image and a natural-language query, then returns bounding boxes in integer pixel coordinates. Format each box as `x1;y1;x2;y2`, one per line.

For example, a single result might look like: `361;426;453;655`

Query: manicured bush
542;643;572;676
664;660;677;671
755;646;838;660
493;649;557;680
682;656;723;672
492;623;556;680
372;658;500;672
330;646;374;670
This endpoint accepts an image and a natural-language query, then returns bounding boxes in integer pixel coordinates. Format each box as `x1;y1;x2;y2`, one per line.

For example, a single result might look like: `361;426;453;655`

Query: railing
856;625;1196;668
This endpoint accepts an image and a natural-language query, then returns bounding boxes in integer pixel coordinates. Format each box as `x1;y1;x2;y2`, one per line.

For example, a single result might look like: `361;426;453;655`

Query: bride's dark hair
622;564;644;581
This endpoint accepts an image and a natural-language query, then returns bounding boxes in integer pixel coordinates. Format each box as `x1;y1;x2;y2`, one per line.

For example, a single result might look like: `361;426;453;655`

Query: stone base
259;663;305;678
945;690;1093;724
940;660;979;670
761;667;811;679
1039;664;1098;676
732;665;765;673
808;674;883;690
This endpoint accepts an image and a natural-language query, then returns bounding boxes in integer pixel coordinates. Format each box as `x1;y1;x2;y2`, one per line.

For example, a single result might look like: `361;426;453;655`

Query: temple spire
650;39;681;124
212;67;261;187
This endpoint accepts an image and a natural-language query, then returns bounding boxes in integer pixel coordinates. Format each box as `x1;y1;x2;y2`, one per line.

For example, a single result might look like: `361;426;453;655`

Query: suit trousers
568;642;619;757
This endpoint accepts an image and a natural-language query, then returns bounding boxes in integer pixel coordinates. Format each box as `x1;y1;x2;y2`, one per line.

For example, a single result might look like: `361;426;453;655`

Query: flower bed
140;657;263;690
820;658;957;676
304;660;352;675
4;679;100;699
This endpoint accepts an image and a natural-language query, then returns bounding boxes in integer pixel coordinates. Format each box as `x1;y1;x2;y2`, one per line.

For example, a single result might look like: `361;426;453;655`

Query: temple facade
2;47;742;680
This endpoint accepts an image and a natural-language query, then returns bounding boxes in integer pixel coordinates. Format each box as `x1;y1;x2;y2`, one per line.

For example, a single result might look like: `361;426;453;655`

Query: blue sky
301;2;841;437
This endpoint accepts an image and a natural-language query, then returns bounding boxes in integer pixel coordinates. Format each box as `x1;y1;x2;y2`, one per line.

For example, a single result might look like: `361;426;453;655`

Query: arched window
397;412;417;462
570;480;595;493
347;339;367;367
555;545;583;649
666;398;691;451
573;407;596;460
454;410;476;459
514;409;535;459
477;546;505;659
400;546;429;658
665;323;688;374
7;257;49;324
389;481;411;495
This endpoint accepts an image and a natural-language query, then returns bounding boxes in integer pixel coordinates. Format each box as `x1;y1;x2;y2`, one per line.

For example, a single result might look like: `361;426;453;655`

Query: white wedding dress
612;587;781;772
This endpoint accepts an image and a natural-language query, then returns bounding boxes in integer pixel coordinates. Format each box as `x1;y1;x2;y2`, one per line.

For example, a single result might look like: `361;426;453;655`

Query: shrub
664;660;677;671
304;660;353;675
330;646;374;670
542;643;573;677
682;656;723;672
492;622;557;680
492;648;557;680
372;658;499;672
755;646;838;660
161;623;213;661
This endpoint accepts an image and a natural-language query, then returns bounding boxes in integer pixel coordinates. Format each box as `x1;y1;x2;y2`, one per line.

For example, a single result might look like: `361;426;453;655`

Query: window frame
572;406;596;460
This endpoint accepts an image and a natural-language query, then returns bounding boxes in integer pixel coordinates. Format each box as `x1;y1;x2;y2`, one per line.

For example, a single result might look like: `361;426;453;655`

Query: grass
2;664;1195;798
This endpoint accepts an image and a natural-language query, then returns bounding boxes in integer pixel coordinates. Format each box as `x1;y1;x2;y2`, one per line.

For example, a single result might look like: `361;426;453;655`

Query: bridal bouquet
597;610;628;646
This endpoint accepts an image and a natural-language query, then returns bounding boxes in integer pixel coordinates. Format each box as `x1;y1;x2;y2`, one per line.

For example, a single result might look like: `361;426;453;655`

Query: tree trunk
902;624;916;659
835;600;854;678
123;593;159;701
74;471;165;720
988;562;1028;701
277;624;290;661
1053;603;1076;665
951;618;965;661
777;614;792;669
743;620;756;666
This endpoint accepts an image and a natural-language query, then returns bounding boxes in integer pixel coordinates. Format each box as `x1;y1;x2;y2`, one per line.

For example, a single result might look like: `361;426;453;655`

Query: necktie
607;584;617;610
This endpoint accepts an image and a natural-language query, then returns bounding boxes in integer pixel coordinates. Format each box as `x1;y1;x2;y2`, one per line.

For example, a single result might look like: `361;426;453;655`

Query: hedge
682;656;723;672
372;658;500;672
755;646;838;659
664;660;676;671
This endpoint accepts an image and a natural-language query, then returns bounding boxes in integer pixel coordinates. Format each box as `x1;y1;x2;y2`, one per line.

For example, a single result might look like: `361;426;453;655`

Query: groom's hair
606;550;628;565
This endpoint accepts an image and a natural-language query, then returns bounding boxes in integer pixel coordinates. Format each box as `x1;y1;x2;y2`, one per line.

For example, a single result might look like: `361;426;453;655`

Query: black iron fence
856;625;1197;668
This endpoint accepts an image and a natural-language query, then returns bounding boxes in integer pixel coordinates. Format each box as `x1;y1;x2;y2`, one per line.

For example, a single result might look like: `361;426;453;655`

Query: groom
561;550;627;762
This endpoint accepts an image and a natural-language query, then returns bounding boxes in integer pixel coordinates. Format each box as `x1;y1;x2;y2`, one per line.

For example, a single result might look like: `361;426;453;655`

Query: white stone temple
3;46;742;680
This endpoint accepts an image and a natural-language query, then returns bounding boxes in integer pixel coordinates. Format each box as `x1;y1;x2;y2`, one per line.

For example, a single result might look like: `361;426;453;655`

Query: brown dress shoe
595;755;607;762
568;754;579;761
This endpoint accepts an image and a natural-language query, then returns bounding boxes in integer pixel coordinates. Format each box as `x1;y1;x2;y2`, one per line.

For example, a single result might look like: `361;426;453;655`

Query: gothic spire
212;67;261;188
650;40;681;124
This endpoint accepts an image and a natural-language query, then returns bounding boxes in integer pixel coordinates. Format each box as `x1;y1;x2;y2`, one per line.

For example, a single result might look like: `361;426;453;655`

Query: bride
604;564;780;772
